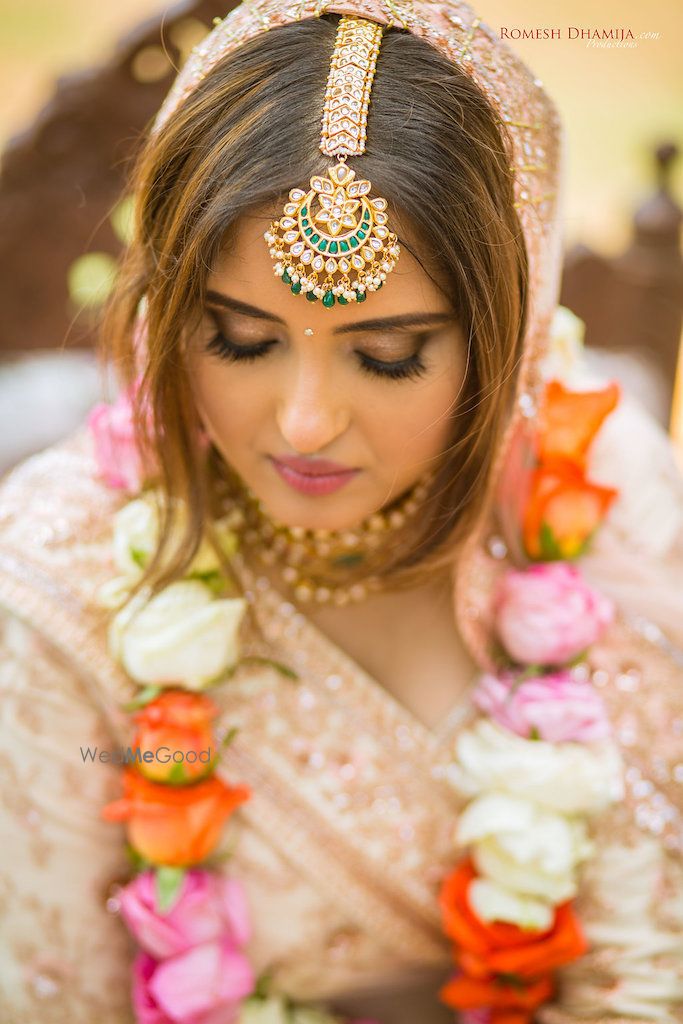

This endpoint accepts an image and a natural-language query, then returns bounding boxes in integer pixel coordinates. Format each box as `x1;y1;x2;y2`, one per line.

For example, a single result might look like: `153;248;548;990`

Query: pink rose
132;943;254;1024
88;378;152;492
120;869;251;960
473;670;611;743
494;563;614;667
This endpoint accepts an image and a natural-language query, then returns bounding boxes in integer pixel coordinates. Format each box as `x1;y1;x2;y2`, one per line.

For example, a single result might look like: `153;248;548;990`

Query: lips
271;455;356;477
269;456;360;496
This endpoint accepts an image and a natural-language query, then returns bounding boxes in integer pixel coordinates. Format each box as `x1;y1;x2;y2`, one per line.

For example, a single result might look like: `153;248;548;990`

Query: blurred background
0;0;681;470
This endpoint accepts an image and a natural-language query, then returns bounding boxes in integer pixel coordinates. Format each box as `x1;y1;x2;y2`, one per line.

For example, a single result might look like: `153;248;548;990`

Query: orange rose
439;860;587;985
440;971;553;1019
538;380;620;468
102;768;250;866
523;457;618;560
131;690;219;784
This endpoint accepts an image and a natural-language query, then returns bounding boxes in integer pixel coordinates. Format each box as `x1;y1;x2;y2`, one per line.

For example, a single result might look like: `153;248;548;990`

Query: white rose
456;792;593;902
540;306;586;383
445;720;624;814
112;491;238;579
109;580;247;689
113;495;158;576
96;574;134;610
469;877;554;931
236;997;290;1024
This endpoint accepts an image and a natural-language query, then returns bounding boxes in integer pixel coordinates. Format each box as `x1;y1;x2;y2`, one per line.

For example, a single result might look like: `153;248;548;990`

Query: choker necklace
217;466;435;606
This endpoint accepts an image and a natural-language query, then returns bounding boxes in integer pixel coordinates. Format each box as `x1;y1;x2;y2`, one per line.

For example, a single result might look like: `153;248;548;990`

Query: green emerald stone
291;281;302;295
338;295;348;305
311;233;320;243
329;242;338;254
357;230;366;240
334;552;365;567
282;269;292;284
376;281;383;290
356;291;367;302
306;291;318;302
304;227;313;237
322;291;335;308
319;239;328;252
301;206;307;216
340;240;350;252
349;238;359;248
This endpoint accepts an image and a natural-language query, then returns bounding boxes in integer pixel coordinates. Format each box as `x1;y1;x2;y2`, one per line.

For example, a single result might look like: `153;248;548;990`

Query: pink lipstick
269;455;360;495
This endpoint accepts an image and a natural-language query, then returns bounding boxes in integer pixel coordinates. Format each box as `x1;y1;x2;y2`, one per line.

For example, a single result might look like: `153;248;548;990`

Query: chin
260;494;372;533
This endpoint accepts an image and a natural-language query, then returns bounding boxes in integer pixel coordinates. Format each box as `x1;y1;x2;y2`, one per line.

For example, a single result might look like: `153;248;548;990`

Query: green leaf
167;761;187;785
125;843;152;873
567;649;589;667
539;522;564;561
189;568;225;596
130;547;148;569
253;971;274;999
155;866;186;913
121;685;163;713
495;971;528;991
238;655;300;681
220;726;240;750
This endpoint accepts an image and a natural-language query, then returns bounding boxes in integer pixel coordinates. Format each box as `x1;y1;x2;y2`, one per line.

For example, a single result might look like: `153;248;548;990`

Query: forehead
208;203;453;326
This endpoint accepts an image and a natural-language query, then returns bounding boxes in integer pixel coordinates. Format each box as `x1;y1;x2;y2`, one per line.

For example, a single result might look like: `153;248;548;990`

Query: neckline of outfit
230;547;479;749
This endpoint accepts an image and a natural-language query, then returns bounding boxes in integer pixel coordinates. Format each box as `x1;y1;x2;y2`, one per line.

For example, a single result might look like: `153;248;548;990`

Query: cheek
189;360;268;449
363;368;462;465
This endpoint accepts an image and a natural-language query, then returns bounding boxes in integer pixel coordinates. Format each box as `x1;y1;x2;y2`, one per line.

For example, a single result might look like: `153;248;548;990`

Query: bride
1;1;682;1023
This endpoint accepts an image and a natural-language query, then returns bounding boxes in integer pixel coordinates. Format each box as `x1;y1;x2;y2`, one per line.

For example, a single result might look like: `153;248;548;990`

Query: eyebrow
205;289;456;334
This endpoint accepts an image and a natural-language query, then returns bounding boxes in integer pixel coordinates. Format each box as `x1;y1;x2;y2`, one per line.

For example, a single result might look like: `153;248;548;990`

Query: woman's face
187;206;467;532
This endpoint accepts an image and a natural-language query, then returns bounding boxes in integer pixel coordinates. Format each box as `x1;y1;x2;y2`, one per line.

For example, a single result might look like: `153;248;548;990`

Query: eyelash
205;332;429;382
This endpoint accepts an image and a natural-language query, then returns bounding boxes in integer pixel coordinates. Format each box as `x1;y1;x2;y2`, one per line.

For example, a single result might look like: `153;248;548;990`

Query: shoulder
0;424;125;602
0;425;135;732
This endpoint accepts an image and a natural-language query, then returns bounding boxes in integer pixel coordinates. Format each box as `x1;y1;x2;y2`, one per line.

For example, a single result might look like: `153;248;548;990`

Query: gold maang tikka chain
263;16;400;308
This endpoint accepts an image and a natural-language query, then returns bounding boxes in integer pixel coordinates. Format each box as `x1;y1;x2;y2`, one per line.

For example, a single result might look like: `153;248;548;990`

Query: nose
275;354;350;455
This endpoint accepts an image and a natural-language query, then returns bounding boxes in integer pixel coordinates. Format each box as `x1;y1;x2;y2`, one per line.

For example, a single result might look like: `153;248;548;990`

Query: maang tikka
264;15;400;308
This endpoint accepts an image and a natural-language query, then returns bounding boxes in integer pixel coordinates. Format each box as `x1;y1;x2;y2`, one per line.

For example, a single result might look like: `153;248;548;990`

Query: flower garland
90;351;624;1024
91;388;376;1023
435;378;625;1023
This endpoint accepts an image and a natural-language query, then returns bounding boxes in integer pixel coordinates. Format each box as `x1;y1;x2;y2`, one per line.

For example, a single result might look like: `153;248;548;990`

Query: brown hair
103;14;528;593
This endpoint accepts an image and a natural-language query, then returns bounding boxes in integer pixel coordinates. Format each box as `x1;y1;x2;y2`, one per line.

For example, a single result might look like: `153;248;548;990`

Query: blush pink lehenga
1;1;683;1022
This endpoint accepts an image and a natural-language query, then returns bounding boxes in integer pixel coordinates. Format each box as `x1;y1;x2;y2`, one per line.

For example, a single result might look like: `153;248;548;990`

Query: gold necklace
217;467;435;605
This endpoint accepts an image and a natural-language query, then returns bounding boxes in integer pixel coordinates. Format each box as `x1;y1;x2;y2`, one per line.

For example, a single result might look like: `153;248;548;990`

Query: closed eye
205;331;430;382
206;333;276;363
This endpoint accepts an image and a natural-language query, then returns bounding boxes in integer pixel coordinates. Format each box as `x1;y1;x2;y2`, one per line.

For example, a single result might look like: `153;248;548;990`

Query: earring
304;328;315;336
